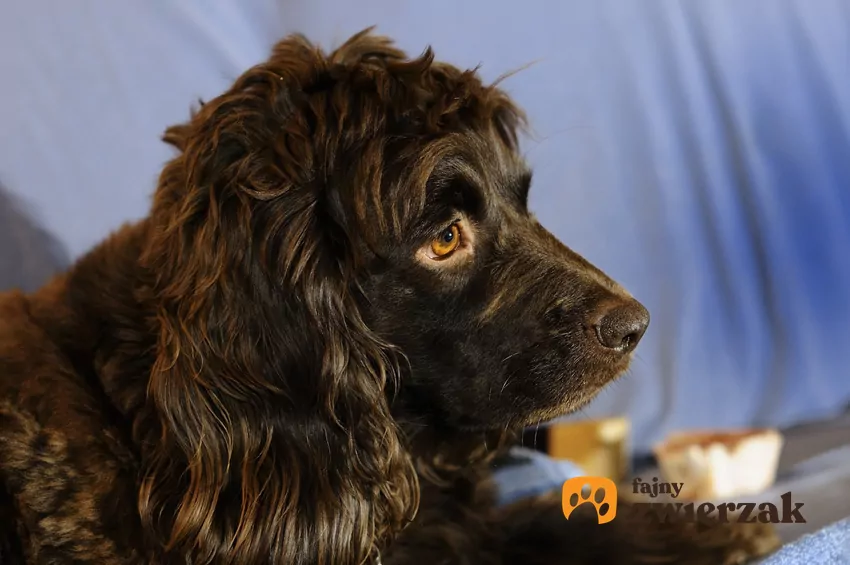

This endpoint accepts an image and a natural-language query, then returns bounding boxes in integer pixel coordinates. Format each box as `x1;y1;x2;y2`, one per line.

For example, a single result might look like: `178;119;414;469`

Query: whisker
501;351;521;363
533;419;542;449
499;376;512;395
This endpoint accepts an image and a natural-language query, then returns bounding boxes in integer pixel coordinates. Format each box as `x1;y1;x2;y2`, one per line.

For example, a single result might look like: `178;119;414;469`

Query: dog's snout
591;300;649;353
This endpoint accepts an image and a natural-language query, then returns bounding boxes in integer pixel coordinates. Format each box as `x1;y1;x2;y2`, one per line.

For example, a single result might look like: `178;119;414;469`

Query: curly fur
0;30;779;565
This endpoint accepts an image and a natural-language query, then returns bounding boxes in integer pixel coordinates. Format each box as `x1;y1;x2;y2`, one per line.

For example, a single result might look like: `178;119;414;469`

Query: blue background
2;1;848;452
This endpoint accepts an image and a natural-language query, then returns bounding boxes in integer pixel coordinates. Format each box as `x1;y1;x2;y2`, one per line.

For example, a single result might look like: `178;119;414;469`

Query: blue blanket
762;519;850;565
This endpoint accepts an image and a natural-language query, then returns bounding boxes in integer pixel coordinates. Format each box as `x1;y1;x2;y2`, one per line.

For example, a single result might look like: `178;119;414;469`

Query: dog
0;29;779;565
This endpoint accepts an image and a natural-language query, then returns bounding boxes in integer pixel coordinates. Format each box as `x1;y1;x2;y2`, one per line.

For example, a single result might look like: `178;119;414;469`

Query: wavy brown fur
0;30;779;565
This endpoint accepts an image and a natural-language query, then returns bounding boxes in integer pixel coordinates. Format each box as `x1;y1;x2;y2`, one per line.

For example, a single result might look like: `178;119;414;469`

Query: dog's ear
137;34;418;565
160;100;203;151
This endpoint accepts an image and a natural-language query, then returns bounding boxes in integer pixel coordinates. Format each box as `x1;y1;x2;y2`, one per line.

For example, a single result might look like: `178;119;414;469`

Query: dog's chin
520;386;608;428
435;361;633;435
454;387;609;435
507;366;631;431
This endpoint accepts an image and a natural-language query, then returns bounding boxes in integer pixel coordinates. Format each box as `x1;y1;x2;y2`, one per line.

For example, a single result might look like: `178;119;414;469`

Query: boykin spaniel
0;30;779;565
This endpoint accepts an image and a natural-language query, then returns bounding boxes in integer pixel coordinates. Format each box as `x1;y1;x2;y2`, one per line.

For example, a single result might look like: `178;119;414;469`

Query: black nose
593;300;649;353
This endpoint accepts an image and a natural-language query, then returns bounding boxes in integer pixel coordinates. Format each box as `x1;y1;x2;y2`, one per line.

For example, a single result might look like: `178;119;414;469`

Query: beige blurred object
653;428;784;500
547;417;630;481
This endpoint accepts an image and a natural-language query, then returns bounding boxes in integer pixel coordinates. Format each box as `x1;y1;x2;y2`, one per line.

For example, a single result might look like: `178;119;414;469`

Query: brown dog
0;30;778;564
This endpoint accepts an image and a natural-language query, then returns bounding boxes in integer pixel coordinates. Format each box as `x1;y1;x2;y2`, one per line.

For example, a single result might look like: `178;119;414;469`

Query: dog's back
0;225;154;564
0;288;65;564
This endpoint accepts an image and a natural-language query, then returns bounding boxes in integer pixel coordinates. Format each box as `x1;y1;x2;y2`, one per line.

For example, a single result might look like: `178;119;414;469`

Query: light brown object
548;417;630;481
654;428;784;500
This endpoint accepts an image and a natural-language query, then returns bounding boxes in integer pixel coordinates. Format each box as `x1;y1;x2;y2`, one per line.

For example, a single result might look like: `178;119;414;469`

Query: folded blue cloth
491;447;585;506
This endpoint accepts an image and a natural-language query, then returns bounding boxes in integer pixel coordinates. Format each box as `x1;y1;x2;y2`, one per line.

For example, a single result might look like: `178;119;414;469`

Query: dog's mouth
514;376;622;430
460;356;635;434
527;378;617;424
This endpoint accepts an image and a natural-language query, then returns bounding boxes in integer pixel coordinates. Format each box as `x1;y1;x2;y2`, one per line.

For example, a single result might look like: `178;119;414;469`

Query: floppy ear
136;39;418;565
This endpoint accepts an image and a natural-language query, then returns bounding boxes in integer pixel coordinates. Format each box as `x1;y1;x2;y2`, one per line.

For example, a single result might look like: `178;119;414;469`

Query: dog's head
139;29;647;565
361;128;649;438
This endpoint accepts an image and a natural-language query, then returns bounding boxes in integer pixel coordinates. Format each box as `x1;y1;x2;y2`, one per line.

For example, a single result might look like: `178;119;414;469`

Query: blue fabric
761;518;850;565
2;1;850;452
0;185;69;292
491;448;585;506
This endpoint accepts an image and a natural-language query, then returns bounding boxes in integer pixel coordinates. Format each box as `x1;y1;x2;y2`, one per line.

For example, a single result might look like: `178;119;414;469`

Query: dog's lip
451;365;631;434
529;363;633;421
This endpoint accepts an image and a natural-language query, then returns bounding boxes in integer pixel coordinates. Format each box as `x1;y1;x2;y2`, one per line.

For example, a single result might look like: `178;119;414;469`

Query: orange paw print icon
562;476;618;524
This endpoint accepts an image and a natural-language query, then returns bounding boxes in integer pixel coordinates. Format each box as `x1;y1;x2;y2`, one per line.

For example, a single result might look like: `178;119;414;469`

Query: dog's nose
592;300;649;353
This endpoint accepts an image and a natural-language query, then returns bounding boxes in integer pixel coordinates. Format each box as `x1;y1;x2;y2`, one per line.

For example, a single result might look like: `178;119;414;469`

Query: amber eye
430;224;461;257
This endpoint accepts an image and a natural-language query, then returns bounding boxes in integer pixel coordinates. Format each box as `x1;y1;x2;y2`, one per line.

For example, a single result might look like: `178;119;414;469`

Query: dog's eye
430;224;461;258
